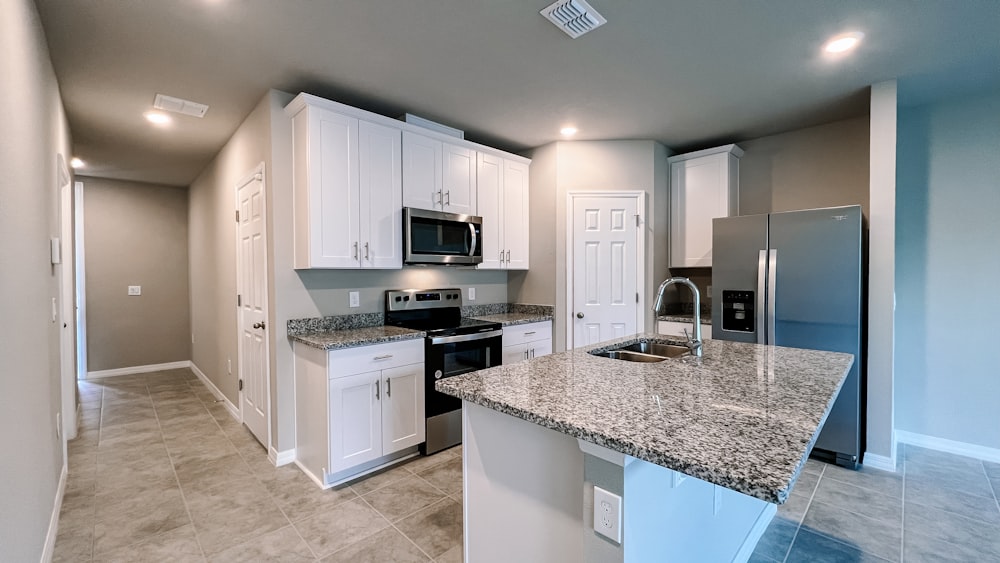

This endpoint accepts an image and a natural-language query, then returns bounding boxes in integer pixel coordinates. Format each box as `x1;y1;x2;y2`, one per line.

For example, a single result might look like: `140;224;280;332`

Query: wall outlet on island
593;486;621;544
468;287;476;301
349;291;360;308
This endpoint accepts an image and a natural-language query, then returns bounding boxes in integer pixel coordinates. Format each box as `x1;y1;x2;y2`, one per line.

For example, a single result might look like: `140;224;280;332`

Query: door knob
253;321;266;330
576;312;584;319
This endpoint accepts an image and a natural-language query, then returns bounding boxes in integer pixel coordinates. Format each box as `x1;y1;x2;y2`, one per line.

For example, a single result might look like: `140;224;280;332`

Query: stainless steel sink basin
589;341;691;362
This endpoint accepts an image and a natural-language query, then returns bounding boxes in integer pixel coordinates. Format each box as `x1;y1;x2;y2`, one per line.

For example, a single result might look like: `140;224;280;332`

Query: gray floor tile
173;450;254;494
93;493;191;555
786;529;892;563
294;498;391;557
803;458;826;476
416;457;463;496
52;526;94;563
811;476;901;522
903;444;985;474
822;463;903;498
789;469;819;498
208;525;315;562
801;500;901;561
435;544;463;563
362;476;448;522
905;461;995;499
905;477;1000;525
260;466;358;522
777;491;811;524
185;479;290;555
403;451;456;474
395;498;463;559
319;527;430;563
751;516;797;562
348;463;414;496
93;524;204;563
904;503;1000;560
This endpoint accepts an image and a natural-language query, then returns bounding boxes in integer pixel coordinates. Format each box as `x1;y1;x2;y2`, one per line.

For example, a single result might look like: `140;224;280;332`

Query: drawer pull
373;354;393;361
523;331;536;336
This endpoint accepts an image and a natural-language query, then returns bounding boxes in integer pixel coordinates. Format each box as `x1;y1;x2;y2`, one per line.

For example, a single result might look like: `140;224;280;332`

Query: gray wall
82;177;190;372
895;90;1000;450
0;0;72;558
739;116;870;218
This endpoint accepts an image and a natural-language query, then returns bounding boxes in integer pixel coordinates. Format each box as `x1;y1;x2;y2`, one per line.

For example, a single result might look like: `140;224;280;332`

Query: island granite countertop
435;333;853;503
658;314;712;326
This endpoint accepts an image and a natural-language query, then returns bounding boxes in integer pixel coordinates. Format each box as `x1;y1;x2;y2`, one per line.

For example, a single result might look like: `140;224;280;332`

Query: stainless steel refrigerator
712;205;864;468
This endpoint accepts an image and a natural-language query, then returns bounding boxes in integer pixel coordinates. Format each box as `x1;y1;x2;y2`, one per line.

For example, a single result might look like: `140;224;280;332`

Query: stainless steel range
385;288;502;454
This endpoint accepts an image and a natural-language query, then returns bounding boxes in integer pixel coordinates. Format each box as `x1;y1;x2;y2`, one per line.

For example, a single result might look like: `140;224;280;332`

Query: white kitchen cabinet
288;97;402;269
403;131;476;215
657;320;712;339
668;144;742;268
477;153;530;270
294;339;424;487
502;321;552;364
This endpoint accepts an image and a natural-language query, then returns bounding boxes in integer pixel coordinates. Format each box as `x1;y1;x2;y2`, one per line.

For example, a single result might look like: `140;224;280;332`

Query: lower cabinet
502;321;553;365
657;320;713;339
294;339;424;487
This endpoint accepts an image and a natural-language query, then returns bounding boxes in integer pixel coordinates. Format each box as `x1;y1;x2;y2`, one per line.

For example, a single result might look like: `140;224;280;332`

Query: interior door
381;363;425;455
572;196;639;348
237;169;270;446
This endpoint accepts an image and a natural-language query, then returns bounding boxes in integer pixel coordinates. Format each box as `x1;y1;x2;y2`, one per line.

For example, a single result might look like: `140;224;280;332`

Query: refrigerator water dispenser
721;290;755;333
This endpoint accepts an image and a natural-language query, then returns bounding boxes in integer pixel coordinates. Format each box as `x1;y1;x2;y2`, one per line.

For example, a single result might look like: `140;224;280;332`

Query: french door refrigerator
712;205;864;468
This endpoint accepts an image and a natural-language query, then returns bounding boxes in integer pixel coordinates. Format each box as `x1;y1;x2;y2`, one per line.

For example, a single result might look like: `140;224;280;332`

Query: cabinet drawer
502;321;552;346
328;339;424;377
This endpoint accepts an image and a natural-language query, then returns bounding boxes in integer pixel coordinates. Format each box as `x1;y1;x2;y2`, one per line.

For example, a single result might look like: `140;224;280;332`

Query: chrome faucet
652;277;703;358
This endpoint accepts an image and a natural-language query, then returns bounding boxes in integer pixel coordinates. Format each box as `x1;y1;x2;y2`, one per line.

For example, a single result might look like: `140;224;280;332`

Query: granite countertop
463;304;553;327
470;312;553;326
658;314;712;326
435;333;853;503
290;325;425;350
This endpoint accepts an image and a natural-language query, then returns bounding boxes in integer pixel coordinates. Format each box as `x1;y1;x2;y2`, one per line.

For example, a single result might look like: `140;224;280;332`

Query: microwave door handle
468;222;478;257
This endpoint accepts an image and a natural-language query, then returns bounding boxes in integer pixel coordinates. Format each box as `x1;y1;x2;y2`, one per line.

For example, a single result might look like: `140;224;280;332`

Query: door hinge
238;379;244;391
235;210;240;222
237;294;242;307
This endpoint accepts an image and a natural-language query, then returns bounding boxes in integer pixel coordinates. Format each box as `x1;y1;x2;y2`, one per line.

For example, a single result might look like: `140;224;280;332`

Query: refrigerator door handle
756;250;767;344
767;249;778;344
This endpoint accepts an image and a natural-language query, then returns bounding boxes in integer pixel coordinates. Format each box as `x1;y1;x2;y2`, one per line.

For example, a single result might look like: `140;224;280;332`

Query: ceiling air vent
153;93;209;118
540;0;607;39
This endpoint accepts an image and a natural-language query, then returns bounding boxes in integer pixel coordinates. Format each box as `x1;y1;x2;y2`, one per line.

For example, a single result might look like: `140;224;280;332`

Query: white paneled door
571;195;640;348
237;167;270;447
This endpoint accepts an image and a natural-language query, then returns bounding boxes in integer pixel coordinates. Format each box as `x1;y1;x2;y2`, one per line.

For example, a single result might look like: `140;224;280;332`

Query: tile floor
55;368;1000;562
53;369;463;562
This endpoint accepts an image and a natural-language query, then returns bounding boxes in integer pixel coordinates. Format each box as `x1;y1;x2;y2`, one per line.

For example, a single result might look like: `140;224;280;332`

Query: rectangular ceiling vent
541;0;606;39
153;93;209;118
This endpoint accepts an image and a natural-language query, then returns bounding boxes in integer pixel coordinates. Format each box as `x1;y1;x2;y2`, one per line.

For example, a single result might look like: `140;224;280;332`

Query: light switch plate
128;285;142;296
349;291;360;308
468;287;476;301
593;486;622;544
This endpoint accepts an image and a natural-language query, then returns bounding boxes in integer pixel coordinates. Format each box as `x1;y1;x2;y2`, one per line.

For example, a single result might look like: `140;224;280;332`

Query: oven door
404;207;483;265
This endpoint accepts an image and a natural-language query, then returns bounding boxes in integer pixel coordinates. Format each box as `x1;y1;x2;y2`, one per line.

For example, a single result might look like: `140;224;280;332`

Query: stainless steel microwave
404;207;483;265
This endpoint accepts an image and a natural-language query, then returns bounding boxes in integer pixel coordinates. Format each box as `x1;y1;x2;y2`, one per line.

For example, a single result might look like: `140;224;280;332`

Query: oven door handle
468;222;478;258
429;329;503;345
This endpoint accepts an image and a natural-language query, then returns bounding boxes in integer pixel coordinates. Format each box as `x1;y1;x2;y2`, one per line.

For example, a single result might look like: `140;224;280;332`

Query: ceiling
35;0;1000;187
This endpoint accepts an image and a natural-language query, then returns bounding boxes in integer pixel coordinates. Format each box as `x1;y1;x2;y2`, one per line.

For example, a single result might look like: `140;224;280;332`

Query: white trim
86;360;191;379
862;452;897;473
189;361;240;421
74;181;87;381
565;191;647;350
733;503;777;563
41;463;68;563
269;446;296;467
895;430;1000;464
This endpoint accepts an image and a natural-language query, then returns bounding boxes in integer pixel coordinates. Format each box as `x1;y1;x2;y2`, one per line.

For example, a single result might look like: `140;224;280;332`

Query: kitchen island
436;334;854;562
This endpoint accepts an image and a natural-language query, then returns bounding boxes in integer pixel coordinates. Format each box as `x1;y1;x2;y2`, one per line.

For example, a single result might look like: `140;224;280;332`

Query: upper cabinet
403;131;477;216
287;95;403;269
476;153;530;270
668;144;743;268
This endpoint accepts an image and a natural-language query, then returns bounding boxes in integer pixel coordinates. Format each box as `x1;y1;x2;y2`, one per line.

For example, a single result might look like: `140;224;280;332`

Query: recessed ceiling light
144;111;172;126
824;31;864;54
70;157;85;169
560;126;578;136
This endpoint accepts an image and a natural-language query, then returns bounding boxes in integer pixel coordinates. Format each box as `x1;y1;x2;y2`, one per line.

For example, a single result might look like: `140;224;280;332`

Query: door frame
234;162;271;447
57;156;77;442
565;191;647;350
74;180;87;380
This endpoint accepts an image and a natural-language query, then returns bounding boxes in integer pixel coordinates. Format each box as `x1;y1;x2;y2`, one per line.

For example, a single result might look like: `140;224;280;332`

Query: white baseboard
269;446;296;467
41;463;68;563
862;452;897;473
189;362;240;421
86;360;191;379
895;430;1000;464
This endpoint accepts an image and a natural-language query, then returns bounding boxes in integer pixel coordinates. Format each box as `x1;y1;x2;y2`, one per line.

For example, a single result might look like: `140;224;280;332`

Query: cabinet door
670;154;731;268
443;143;477;215
503;159;530;270
476;152;504;270
359;120;403;269
329;371;382;473
381;363;425;455
303;108;361;268
528;339;552;360
402;131;442;210
502;343;530;365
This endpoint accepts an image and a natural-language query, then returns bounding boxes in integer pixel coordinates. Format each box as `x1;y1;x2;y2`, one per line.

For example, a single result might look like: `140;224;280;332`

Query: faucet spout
652;277;703;357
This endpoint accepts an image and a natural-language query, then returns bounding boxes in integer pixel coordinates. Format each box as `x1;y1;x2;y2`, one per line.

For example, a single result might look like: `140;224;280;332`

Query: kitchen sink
589;340;691;362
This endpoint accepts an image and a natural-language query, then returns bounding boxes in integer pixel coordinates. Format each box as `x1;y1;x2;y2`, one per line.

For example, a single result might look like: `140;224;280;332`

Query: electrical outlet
468;287;476;301
128;285;141;296
349;291;360;308
707;285;713;295
593;486;622;544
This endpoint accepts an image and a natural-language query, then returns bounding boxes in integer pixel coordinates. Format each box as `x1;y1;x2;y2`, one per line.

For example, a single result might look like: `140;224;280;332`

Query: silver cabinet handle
386;378;391;397
445;191;451;206
373;354;393;361
365;242;370;261
524;350;528;360
576;312;584;319
524;331;536;336
506;250;511;263
530;348;535;359
375;380;380;400
437;191;443;205
500;250;505;263
353;242;359;260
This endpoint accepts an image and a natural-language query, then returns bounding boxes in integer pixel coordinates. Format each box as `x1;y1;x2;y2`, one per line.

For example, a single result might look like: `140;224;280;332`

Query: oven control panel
386;288;462;311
